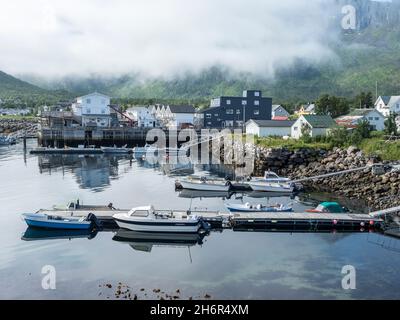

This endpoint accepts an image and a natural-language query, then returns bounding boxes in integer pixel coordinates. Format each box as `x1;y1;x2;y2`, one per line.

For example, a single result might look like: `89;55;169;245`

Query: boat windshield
265;172;279;179
129;209;149;217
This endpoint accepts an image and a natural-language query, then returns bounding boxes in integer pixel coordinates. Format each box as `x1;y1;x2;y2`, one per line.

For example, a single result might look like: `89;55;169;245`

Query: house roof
347;108;384;117
305;104;316;112
380;96;391;105
247;119;295;128
168;105;196;114
302;115;336;128
272;105;282;111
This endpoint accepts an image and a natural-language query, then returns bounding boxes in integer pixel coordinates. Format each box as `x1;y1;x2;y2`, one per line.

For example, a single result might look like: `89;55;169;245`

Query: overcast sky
0;0;339;78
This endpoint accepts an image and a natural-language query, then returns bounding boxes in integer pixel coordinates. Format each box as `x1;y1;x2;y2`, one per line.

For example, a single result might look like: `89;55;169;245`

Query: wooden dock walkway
231;212;383;230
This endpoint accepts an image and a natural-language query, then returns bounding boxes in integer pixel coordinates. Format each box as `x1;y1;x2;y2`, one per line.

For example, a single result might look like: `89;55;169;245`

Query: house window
242;100;247;106
254;100;260;106
254;110;260;115
226;109;234;115
368;117;373;120
254;91;260;97
375;117;379;121
294;127;298;131
226;100;231;105
86;99;91;104
236;109;241;114
206;114;212;119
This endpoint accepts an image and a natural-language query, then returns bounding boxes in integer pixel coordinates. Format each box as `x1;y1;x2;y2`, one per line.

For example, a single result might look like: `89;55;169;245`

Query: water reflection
112;230;209;255
21;227;98;241
37;154;134;191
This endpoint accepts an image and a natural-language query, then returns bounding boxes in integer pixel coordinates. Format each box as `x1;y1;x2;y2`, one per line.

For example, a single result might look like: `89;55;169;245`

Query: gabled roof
348;108;383;117
302;115;336;128
305;103;316;112
168;105;196;114
247;119;295;128
380;96;391;105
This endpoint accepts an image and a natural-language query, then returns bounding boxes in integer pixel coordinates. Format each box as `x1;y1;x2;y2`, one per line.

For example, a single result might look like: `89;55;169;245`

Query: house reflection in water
37;154;133;190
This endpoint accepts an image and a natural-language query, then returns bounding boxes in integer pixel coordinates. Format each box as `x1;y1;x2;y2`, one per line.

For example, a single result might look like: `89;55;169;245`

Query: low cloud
0;0;339;79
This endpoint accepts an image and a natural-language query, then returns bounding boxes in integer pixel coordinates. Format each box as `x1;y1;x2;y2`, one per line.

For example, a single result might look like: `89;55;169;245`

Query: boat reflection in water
112;229;208;254
21;227;98;241
178;189;233;199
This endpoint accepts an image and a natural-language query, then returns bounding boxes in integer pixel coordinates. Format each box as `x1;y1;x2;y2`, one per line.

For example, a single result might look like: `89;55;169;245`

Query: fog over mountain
1;0;338;79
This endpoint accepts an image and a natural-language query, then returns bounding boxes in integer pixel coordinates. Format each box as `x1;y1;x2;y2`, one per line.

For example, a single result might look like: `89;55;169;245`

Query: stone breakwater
0;118;38;135
254;146;398;211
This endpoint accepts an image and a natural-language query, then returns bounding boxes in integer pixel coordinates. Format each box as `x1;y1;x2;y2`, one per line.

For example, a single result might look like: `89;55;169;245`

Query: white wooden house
245;120;294;137
336;109;385;131
291;115;336;139
72;92;111;127
375;96;400;117
125;106;158;128
152;104;195;128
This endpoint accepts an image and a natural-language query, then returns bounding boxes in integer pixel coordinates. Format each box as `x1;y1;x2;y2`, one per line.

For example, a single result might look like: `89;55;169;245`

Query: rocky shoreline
0;118;38;135
254;146;400;211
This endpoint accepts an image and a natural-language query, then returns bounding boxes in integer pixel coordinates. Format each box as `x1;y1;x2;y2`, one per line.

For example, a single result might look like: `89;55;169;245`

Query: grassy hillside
0;71;72;106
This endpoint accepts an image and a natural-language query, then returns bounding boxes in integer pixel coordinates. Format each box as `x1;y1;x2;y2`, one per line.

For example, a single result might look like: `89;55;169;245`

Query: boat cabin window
130;210;149;217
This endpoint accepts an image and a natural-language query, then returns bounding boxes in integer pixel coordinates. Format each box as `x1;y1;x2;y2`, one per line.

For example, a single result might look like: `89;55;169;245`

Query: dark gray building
201;90;272;128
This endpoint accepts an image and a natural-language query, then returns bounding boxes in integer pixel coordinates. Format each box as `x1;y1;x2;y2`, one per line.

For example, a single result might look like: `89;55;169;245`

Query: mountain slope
0;71;72;104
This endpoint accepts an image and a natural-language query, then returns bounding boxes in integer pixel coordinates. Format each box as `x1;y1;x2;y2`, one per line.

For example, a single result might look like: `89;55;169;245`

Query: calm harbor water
0;140;399;300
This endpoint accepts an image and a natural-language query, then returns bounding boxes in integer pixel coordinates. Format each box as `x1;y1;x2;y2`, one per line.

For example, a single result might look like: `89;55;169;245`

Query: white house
375;95;400;117
72;92;111;127
125;106;158;128
245;120;294;137
272;105;290;120
336;109;385;131
292;115;336;139
152;105;196;128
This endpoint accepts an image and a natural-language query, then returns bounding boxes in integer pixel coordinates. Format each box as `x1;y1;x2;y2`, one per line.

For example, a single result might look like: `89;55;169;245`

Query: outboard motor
198;217;211;233
86;213;102;229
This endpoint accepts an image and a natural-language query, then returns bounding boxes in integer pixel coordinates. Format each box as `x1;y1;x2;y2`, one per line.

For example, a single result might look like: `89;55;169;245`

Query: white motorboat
113;206;209;233
250;171;292;183
0;135;16;146
248;181;294;193
225;202;293;213
177;176;231;192
101;144;132;154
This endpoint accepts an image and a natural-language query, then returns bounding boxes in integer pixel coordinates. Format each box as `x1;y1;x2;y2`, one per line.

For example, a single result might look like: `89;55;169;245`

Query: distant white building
72;92;111;127
292;115;336;139
125;106;158;128
271;105;290;120
152;105;196;128
375;95;400;117
336;109;385;131
245;119;294;137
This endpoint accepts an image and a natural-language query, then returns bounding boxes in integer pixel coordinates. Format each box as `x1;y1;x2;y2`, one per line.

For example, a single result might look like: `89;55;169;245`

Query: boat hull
226;204;293;213
248;182;294;193
114;217;200;233
179;180;230;192
23;214;92;230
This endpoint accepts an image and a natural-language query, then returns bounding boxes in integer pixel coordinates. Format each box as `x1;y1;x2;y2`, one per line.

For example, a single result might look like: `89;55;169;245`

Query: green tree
385;112;398;136
316;94;350;118
355;119;372;138
355;92;374;109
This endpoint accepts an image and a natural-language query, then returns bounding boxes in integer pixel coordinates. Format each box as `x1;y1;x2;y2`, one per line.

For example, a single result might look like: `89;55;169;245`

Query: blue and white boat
22;213;99;230
225;202;293;213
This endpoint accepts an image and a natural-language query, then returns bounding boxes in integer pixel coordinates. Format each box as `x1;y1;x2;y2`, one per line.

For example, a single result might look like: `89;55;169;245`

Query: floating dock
230;212;383;230
35;207;384;231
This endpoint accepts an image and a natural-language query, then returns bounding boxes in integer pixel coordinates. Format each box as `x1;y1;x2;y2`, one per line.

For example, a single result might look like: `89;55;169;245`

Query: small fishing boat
0;135;16;146
248;181;294;193
252;171;292;183
113;206;210;233
22;212;100;230
225;202;293;213
306;202;348;214
101;144;132;154
176;176;231;192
